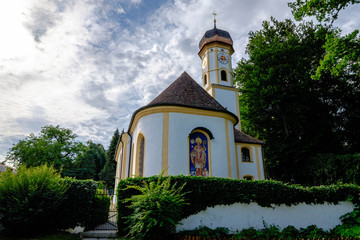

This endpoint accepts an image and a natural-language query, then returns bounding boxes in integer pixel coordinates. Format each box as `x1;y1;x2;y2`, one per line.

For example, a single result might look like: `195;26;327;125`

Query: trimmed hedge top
117;176;360;234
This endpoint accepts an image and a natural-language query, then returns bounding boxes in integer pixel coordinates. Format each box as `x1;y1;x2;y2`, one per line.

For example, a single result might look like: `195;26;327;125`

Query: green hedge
58;178;98;229
0;165;109;234
117;176;360;235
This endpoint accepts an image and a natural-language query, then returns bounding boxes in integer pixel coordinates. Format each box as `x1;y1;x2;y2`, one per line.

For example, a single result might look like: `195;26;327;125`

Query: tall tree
288;0;360;151
5;125;87;173
65;141;106;180
99;129;119;192
234;18;346;183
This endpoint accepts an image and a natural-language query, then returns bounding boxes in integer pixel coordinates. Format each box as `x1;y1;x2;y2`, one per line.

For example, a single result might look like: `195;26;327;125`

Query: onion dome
199;22;233;51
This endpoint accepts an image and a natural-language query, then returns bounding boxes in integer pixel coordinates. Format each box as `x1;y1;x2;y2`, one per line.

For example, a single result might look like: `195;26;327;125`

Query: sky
0;0;359;162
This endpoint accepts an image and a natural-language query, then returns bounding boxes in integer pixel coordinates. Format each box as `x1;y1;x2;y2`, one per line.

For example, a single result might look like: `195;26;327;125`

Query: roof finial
212;10;217;28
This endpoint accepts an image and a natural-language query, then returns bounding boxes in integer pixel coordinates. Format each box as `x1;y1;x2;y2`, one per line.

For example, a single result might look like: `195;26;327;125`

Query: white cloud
1;0;359;161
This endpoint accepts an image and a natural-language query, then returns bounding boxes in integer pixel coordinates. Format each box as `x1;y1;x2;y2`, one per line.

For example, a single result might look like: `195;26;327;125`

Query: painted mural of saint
190;136;207;176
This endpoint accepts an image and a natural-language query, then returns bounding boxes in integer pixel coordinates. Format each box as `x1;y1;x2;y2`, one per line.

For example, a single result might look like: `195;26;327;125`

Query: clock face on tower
217;52;229;64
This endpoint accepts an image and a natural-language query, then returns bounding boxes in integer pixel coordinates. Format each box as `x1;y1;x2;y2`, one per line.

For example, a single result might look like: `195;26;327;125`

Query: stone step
80;230;117;239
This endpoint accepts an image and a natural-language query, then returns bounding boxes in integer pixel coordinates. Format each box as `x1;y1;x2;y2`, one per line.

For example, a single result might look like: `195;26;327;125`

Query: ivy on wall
117;176;360;234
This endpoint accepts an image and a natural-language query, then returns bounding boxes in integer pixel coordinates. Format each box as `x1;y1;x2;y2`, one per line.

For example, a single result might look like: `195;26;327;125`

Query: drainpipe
127;131;133;178
119;135;124;180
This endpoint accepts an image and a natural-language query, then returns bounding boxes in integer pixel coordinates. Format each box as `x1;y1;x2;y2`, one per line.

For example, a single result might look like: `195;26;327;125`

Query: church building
114;20;265;189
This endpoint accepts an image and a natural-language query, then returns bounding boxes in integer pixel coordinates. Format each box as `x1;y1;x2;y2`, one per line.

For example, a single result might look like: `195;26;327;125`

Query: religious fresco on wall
189;131;209;177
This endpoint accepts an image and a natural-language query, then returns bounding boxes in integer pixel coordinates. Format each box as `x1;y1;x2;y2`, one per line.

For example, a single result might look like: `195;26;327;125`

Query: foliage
123;175;187;240
308;153;360;185
180;224;333;238
87;189;111;229
57;178;98;230
234;18;347;183
117;175;360;235
0;232;82;240
5;125;87;174
99;129;119;191
178;226;230;238
288;0;360;24
288;1;360;152
0;165;68;234
65;141;106;180
0;165;107;235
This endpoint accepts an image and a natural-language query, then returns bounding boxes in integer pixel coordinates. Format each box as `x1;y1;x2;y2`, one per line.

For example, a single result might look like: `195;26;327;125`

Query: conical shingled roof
127;71;238;132
234;128;264;145
147;71;233;114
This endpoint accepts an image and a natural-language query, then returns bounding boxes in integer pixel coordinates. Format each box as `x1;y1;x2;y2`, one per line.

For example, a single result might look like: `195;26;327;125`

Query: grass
0;231;81;240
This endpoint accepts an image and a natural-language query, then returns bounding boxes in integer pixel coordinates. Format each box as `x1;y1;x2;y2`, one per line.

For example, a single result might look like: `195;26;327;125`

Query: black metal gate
93;194;117;231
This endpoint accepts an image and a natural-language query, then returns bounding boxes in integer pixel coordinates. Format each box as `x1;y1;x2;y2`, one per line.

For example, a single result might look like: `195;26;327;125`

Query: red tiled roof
234;128;264;145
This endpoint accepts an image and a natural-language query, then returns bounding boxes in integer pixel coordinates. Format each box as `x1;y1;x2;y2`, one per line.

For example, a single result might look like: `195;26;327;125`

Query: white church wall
227;121;237;179
132;113;164;177
214;88;238;118
237;144;261;180
257;147;265;179
208;50;216;74
167;112;235;178
176;201;354;232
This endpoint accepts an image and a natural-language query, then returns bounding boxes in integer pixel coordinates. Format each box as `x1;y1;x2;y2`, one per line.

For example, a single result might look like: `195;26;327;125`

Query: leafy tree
289;0;360;79
288;0;359;25
5;125;87;174
65;141;106;180
289;0;360;152
99;129;119;191
234;18;348;183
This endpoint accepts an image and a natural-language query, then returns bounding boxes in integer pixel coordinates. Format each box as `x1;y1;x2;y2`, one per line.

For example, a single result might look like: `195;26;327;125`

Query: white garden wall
176;201;354;232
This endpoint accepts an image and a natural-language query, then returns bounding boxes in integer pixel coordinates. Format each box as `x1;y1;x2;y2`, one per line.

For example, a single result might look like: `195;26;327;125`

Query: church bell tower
199;12;241;129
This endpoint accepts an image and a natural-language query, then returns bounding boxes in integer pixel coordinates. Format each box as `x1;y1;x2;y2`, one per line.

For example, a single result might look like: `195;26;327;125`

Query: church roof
128;72;238;131
147;72;237;117
234;128;264;145
199;24;233;50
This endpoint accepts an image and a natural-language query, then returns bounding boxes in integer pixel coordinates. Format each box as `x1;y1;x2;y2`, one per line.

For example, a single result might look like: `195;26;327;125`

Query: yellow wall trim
121;133;128;179
207;84;238;92
235;144;239;179
225;119;232;178
255;146;262;180
215;48;219;84
162;112;169;176
130;106;237;133
235;91;241;130
198;42;234;57
135;132;146;177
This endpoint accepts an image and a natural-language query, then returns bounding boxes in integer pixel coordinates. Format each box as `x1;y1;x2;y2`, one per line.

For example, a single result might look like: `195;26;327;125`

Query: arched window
220;70;227;81
203;74;207;86
243;175;254;180
241;147;251;162
136;134;145;177
189;130;211;177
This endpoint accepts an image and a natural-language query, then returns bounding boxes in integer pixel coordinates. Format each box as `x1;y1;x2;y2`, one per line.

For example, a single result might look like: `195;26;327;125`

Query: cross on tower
212;10;217;28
